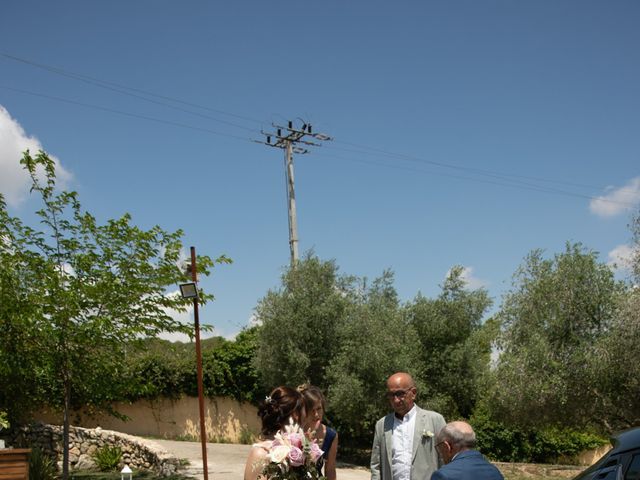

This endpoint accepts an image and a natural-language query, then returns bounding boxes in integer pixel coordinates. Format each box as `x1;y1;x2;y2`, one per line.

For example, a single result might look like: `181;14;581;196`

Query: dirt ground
150;439;586;480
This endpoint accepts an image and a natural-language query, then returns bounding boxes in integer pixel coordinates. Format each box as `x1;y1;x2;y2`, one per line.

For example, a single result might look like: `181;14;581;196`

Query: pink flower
288;446;305;467
287;432;304;449
271;437;282;447
309;442;324;463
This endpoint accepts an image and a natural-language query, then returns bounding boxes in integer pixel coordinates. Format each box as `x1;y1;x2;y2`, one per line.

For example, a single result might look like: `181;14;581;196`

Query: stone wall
11;423;180;476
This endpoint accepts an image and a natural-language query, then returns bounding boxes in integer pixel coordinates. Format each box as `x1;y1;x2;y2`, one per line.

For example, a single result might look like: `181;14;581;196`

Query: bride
243;386;305;480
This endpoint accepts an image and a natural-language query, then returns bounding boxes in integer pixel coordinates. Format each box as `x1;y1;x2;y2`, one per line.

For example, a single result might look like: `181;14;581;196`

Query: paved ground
152;439;370;480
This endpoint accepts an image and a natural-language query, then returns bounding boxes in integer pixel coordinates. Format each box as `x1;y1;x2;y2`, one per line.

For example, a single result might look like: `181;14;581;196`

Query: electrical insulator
277;129;281;136
288;121;293;129
267;136;271;144
308;124;312;133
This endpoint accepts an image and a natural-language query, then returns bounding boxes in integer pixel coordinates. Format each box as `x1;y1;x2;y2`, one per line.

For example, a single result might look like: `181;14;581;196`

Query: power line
0;85;254;144
310;150;637;208
1;53;263;133
1;53;632;208
328;139;602;191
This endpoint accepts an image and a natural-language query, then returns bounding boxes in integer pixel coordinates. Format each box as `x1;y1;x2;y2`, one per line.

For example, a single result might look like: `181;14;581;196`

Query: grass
70;471;195;480
336;447;587;480
494;462;585;480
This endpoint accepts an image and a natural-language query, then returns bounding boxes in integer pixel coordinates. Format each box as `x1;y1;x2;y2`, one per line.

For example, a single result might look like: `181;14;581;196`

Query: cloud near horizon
446;266;489;290
158;289;238;342
607;244;636;274
0;105;72;207
590;177;640;218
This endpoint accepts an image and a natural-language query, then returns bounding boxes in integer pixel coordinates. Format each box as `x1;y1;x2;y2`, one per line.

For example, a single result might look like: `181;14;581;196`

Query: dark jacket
430;450;503;480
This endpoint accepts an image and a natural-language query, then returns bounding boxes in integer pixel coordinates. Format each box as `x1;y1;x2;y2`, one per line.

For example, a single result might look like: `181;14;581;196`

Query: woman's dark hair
297;384;326;414
258;386;304;437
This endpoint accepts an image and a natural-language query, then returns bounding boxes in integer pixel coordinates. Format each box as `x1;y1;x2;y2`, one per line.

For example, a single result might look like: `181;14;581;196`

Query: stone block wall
11;423;179;476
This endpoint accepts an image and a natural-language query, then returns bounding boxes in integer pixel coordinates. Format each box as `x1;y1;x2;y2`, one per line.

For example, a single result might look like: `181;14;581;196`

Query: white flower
422;429;434;439
269;445;291;464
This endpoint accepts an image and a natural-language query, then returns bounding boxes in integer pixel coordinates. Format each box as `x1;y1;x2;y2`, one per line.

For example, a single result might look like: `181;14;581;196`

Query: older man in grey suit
371;372;446;480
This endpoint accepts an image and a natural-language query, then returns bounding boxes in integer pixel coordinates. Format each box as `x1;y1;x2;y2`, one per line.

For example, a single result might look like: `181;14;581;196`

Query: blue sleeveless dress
317;426;337;475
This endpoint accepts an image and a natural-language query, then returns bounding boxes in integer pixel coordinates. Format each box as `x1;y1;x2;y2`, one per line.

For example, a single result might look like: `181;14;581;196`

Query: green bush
239;426;255;445
530;428;609;464
471;406;608;463
29;447;57;480
92;445;122;472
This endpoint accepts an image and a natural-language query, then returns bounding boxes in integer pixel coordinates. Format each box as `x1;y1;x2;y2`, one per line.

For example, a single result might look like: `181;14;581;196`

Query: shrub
239;426;255;445
29;447;57;480
92;445;123;471
471;406;609;463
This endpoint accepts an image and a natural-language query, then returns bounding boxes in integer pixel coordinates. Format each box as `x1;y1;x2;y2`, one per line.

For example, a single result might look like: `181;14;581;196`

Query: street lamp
178;247;208;480
179;282;198;299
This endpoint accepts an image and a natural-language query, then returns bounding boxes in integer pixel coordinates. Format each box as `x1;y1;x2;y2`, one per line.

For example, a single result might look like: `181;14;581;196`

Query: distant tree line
251;239;639;461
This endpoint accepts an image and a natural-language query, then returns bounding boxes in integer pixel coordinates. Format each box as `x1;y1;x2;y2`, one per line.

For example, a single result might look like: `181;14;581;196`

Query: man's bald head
387;372;416;389
385;372;417;418
434;421;477;465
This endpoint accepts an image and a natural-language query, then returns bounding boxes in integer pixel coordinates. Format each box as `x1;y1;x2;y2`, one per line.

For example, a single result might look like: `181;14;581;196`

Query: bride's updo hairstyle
258;386;304;437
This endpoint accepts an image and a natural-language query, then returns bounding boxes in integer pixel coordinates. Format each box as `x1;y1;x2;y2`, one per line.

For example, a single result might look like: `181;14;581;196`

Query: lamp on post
178;246;209;480
179;282;198;299
120;465;132;480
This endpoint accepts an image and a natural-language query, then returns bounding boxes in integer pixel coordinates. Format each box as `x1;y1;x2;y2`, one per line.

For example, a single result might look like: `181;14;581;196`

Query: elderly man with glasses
370;372;446;480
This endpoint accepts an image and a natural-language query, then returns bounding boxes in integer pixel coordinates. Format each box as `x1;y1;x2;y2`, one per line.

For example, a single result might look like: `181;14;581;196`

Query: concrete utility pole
257;120;332;265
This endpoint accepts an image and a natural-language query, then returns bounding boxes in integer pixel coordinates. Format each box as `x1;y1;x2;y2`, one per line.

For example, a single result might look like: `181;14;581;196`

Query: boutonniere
422;429;434;439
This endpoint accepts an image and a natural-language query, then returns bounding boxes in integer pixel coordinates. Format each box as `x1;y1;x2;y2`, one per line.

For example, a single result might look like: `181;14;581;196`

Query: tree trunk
62;379;70;480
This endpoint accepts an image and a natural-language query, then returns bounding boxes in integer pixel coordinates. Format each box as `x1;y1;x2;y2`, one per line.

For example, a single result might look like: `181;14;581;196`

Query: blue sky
1;1;639;340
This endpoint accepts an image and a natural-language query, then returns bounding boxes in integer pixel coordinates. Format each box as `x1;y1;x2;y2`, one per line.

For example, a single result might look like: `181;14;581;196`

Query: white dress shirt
391;405;417;480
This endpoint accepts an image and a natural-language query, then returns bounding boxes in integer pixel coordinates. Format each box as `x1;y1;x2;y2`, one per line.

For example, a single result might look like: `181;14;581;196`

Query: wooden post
190;246;209;480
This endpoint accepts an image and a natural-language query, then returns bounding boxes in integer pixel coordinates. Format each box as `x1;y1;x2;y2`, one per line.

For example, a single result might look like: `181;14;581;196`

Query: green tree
253;253;353;389
326;270;423;446
405;266;494;419
487;242;624;430
587;208;640;431
0;150;229;478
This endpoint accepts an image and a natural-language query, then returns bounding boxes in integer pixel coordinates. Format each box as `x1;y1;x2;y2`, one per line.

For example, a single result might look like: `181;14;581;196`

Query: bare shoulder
244;443;271;480
249;441;271;458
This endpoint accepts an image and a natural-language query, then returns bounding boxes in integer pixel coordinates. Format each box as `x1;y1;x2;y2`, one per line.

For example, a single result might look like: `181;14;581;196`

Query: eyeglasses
386;389;411;399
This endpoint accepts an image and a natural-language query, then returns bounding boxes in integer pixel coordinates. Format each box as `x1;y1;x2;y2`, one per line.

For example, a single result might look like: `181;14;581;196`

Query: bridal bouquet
261;421;326;480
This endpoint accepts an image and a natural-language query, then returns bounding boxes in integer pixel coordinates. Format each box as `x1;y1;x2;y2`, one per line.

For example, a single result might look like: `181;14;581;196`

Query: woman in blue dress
298;384;338;480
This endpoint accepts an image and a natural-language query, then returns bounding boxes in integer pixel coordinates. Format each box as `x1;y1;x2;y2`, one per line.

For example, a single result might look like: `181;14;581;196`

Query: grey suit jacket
370;406;446;480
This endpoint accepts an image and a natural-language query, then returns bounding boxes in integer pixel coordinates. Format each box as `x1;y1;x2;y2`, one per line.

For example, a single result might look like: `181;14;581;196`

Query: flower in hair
265;395;272;403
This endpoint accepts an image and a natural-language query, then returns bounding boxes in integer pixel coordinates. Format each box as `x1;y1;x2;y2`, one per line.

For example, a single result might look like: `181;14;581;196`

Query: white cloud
0;105;72;207
590;177;640;218
248;312;261;327
157;289;195;343
446;266;489;290
607;244;636;273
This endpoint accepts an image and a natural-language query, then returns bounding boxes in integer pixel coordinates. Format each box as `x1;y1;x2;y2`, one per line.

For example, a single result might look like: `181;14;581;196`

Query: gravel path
152;439;370;480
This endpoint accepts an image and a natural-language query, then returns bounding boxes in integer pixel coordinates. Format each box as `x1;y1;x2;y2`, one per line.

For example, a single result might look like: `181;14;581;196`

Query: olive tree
405;266;494;419
587;209;640;431
253;253;353;389
487;242;624;430
326;270;423;446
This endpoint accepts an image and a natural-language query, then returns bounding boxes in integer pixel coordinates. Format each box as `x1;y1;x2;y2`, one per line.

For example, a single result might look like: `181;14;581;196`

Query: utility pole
256;120;331;265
